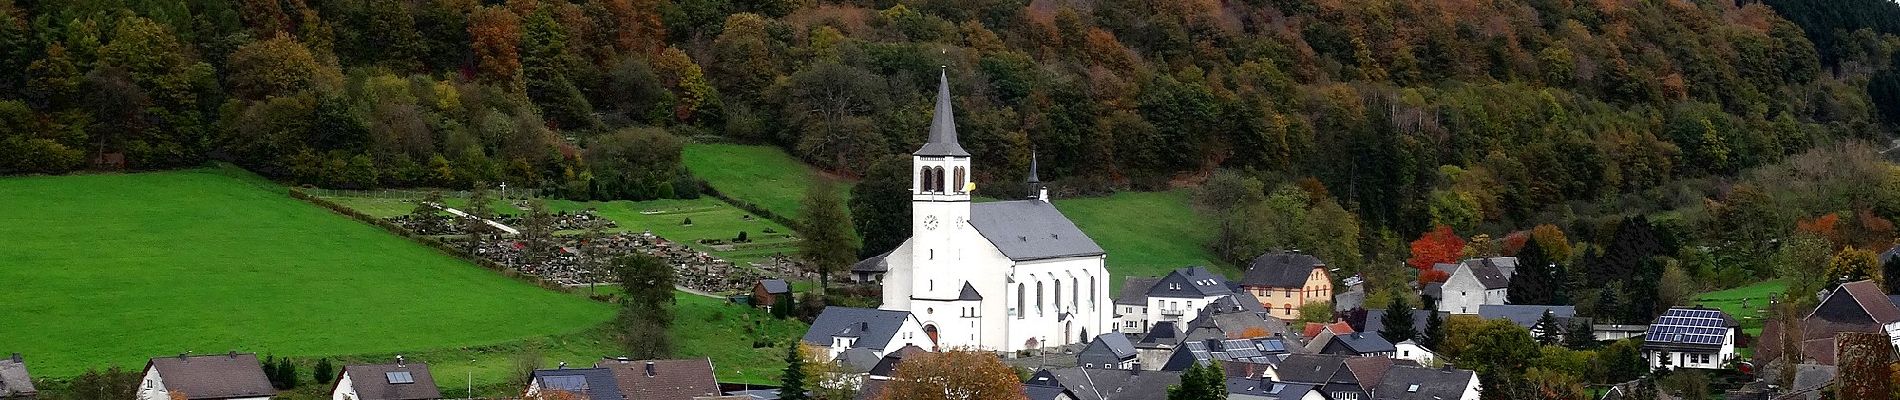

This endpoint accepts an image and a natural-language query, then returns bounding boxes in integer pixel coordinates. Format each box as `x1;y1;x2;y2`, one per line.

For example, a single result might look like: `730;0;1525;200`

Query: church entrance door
923;324;939;351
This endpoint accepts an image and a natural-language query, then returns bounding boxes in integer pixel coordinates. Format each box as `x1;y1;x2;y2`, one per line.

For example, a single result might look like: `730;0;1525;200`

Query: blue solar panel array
1645;309;1729;345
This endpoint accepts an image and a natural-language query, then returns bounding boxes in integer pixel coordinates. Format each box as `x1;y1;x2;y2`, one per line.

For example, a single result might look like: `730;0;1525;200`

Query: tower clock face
923;215;939;230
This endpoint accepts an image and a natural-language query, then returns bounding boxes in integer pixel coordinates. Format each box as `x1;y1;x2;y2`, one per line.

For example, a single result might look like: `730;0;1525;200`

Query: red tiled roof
1302;321;1354;339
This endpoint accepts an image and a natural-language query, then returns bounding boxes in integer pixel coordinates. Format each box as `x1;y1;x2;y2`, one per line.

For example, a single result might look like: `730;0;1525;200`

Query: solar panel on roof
386;371;414;384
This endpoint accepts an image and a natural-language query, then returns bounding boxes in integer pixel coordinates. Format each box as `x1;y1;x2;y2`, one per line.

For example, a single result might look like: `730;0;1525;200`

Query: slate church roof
802;307;914;350
337;362;441;400
146;353;276;400
1242;252;1325;288
968;200;1105;261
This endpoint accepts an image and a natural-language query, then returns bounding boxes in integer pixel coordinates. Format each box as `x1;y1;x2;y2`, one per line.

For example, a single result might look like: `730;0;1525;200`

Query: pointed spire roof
1026;152;1040;183
914;70;971;157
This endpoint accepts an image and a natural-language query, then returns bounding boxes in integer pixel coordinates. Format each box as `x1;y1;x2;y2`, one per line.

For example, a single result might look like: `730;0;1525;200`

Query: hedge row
695;179;805;233
287;188;580;295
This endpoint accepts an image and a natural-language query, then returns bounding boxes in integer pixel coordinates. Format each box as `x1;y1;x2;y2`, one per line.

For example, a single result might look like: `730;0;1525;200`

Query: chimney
396;355;405;367
644;361;656;377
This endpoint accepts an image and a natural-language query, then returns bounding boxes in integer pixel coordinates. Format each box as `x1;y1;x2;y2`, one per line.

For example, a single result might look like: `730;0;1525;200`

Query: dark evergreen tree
1167;360;1227;400
1882;252;1900;294
314;358;335;384
1380;292;1418;344
779;341;810;400
1535;312;1563;346
1508;241;1555;305
1564;320;1598;349
848;155;913;259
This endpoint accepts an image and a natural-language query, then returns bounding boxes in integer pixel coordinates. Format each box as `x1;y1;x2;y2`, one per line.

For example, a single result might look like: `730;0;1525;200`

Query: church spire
1028;151;1048;202
1026;152;1040;184
914;70;970;157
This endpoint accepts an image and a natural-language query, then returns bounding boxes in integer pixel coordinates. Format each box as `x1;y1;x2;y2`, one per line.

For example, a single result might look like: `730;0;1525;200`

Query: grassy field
683;143;852;220
1691;279;1787;336
0;167;615;378
1054;190;1219;291
320;195;800;266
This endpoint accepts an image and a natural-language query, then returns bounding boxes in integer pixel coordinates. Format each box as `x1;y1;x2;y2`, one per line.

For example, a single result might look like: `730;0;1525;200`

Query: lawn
683;143;852;220
1054;190;1219;291
1691;279;1787;336
0;167;615;378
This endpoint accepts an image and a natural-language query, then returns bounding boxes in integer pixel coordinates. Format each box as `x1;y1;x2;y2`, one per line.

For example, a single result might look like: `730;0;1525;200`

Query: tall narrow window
1017;284;1026;319
1071;277;1078;309
1036;281;1045;315
936;167;948;192
954;167;966;193
920;167;931;193
1090;276;1097;309
1054;280;1062;312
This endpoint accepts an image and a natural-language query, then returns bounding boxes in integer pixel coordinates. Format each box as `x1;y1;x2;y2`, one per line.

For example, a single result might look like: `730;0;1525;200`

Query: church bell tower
908;70;973;302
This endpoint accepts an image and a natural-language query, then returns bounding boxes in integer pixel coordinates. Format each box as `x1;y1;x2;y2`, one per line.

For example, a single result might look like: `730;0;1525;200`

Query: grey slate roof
958;282;984;301
1328;332;1396;354
1791;364;1837;398
1115;278;1159;306
850;252;889;273
1372;365;1477;400
1136;321;1186;348
1146;267;1233;299
1478;305;1577;329
836;348;882;373
1226;379;1318;400
913;71;970;157
0;353;35;398
1184;312;1289;341
1333;286;1365;312
1242;252;1324;288
968;200;1104;261
759;279;790;294
531;368;621;400
1435;258;1514;289
1023;384;1071;400
802;307;913;351
868;345;926;378
147;353;275;400
1031;367;1182;400
340;363;442;400
1083;333;1137;360
1202;292;1267;316
1273;354;1353;385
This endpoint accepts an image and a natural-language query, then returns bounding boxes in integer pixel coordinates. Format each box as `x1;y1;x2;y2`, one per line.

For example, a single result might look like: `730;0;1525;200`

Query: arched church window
935;166;947;192
953;167;966;193
1071;277;1079;309
1017;284;1026;320
1036;281;1044;316
1090;276;1097;309
919;167;932;193
1054;280;1062;312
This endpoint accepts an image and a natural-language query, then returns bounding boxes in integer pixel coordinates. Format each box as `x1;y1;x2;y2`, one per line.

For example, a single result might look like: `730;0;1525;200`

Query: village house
1075;333;1138;370
139;352;275;400
752;279;791;311
1225;379;1323;400
802;306;931;360
1431;257;1516;314
1240;252;1334;320
1392;340;1439;366
1478;304;1578;338
1026;367;1183;400
595;358;722;400
1144;267;1237;328
330;358;440;400
1641;307;1739;370
1114;277;1160;333
867;73;1114;352
1132;321;1186;370
1760;279;1900;366
1;353;36;400
1161;338;1291;372
1318;332;1397;358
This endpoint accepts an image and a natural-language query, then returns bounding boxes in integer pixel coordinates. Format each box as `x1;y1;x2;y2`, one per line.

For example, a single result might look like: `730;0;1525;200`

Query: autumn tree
1408;225;1465;270
468;6;522;87
882;349;1025;400
1836;332;1893;400
651;46;720;123
1825;246;1881;288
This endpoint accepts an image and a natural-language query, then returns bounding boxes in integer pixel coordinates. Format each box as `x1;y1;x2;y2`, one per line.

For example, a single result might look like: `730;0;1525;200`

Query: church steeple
914;70;970;157
1027;152;1048;202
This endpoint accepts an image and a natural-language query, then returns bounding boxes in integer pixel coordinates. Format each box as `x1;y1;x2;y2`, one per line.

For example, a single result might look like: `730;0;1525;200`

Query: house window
1283;304;1292;314
1285;289;1293;298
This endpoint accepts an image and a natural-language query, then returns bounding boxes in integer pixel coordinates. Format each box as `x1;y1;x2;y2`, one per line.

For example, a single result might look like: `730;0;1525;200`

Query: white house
1432;257;1515;314
802;306;932;360
1641;308;1739;370
140;353;275;400
1393;340;1438;366
1144;267;1236;327
865;72;1114;353
1113;277;1159;333
331;358;440;400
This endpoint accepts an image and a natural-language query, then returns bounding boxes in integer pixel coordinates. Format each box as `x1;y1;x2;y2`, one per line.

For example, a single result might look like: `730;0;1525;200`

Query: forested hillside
0;0;1895;241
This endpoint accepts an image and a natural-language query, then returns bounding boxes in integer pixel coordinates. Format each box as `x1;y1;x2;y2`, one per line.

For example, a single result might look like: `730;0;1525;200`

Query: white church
862;71;1115;353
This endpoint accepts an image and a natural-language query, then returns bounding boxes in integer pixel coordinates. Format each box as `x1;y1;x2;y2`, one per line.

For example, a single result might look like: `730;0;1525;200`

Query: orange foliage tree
468;6;522;86
882;349;1026;400
1407;225;1465;270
